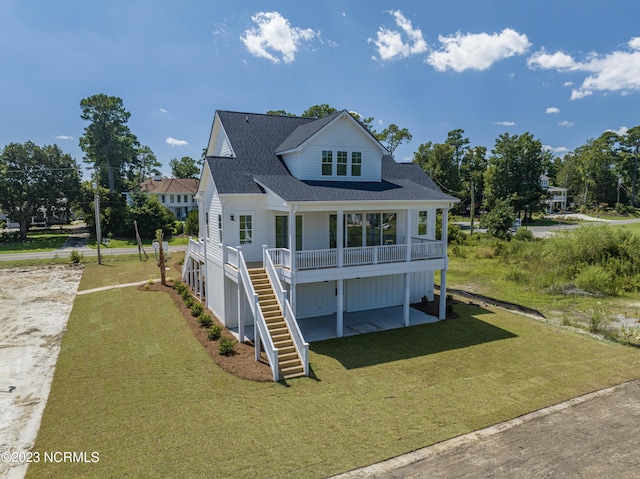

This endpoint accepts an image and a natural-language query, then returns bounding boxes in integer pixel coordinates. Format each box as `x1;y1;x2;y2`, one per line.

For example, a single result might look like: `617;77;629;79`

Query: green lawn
28;262;640;478
0;231;68;253
610;222;640;235
86;235;191;249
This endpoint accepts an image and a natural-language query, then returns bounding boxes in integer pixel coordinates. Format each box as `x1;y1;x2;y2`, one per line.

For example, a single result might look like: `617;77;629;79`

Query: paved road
337;379;640;478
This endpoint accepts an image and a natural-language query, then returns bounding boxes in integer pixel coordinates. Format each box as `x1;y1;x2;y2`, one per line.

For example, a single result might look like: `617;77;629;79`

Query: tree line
2;95;639;240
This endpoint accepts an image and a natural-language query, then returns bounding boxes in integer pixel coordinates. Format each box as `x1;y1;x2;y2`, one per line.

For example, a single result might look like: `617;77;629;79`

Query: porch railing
263;246;309;376
268;239;444;271
187;237;204;257
237;249;279;381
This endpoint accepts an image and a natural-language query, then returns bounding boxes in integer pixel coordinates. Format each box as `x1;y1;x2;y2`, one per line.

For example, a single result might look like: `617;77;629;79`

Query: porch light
230;215;235;221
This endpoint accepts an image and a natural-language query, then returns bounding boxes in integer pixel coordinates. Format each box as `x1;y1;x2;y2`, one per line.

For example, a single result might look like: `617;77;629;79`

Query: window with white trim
351;152;362;176
337;151;347;176
322;150;333;176
239;215;252;245
218;214;223;243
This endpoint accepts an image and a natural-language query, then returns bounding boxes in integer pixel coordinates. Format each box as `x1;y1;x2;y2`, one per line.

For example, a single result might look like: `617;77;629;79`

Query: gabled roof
206;110;457;203
135;177;199;194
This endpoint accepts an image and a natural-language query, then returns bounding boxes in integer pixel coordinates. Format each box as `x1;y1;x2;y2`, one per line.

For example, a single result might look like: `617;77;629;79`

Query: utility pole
469;181;475;236
93;181;102;265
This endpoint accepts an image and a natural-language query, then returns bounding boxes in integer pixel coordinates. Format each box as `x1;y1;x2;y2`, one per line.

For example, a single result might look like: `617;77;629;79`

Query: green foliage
173;281;187;294
512;227;534;242
79;93;138;193
0;142;81;239
69;249;84;264
169;156;200;179
207;324;223;341
185;209;199;236
128;192;176;238
574;265;615;296
482;198;515;240
198;313;214;328
218;336;237;355
190;302;204;317
173;221;184;235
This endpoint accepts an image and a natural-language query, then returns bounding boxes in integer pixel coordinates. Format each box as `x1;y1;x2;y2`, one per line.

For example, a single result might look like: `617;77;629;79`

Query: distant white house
125;176;199;220
541;174;567;212
182;110;458;380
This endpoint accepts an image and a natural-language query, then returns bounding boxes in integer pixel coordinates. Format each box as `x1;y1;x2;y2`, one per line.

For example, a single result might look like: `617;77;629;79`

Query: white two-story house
125;176;199;220
182;110;458;380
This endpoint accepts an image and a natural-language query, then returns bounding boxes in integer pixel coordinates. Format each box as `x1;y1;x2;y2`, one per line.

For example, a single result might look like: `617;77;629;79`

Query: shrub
588;307;610;334
173;221;184;235
181;288;191;300
183;296;194;309
207;324;224;341
574;265;616;296
482;198;515;241
69;249;84;264
190;302;204;317
513;227;534;242
218;336;237;355
198;313;213;327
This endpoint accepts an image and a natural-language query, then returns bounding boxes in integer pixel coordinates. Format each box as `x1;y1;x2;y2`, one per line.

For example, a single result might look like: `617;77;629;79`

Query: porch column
406;208;412;261
337;209;344;267
237;271;245;343
403;273;411;327
427;208;436;240
337;279;344;337
439;266;447;320
439;207;449;320
289;207;297;314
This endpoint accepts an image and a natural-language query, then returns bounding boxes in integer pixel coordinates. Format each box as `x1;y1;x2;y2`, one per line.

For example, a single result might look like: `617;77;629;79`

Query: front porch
229;305;439;343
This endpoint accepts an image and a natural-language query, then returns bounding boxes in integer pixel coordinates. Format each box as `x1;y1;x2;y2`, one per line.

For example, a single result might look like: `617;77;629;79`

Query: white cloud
54;135;73;140
527;49;577;70
166;137;188;146
563;81;573;86
160;108;168;113
558;120;574;127
494;121;516;126
607;126;629;136
528;38;640;99
368;10;427;61
543;145;570;154
241;11;318;63
427;28;530;72
545;107;560;114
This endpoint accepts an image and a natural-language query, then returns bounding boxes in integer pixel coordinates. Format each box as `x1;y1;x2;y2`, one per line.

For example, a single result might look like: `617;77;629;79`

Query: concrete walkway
76;280;156;296
334;379;640;478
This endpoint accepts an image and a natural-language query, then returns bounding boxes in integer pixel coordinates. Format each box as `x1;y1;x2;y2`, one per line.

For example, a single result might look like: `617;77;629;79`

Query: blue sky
2;0;640;178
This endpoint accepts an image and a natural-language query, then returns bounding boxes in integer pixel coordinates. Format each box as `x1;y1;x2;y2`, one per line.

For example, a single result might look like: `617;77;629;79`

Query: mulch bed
139;281;273;382
410;293;459;319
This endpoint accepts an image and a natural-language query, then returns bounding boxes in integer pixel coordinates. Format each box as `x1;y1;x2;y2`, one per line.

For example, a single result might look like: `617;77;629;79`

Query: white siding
302;212;329;250
224;195;271;262
207;261;225;321
345;275;404;312
224;277;239;327
207;192;223;263
282;116;383;182
296;281;336;319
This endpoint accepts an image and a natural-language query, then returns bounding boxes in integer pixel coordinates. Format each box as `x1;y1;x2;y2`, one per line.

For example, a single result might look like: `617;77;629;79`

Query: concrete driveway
335;380;640;478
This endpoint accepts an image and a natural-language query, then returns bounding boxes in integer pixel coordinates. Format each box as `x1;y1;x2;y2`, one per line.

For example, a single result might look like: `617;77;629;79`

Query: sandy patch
0;266;82;479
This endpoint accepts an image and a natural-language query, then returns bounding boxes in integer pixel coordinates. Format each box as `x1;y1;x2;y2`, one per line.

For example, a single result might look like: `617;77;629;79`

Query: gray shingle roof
206;110;457;203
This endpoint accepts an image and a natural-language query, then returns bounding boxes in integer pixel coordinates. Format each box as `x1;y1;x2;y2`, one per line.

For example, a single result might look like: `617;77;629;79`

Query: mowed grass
77;253;183;291
0;231;68;253
28;272;640;477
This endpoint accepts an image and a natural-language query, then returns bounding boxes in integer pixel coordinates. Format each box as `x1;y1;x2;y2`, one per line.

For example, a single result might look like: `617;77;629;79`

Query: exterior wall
302;212;329;250
223;277;239;327
224;195;272;262
207;261;226;321
158;193;197;220
295;271;433;319
296;281;336;319
281;116;383;182
208;117;234;157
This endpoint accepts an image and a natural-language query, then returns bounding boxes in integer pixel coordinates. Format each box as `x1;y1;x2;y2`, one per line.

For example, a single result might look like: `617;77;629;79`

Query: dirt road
0;266;82;479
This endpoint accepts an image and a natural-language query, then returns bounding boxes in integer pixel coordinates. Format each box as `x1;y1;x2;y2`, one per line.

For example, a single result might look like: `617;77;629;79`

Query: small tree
128;193;176;238
185;209;199;236
483;198;515;240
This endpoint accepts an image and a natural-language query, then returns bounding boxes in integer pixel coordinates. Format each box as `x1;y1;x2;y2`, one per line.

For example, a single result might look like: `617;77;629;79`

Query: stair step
272;333;291;342
278;345;296;355
279;352;298;362
279;357;302;368
273;339;293;348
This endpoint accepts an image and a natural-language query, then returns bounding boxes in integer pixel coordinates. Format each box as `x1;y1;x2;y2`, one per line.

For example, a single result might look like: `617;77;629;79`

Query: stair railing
263;246;309;376
237;249;279;381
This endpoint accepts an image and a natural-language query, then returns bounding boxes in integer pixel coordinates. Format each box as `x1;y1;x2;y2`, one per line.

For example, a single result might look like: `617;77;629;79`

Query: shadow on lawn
310;304;517;370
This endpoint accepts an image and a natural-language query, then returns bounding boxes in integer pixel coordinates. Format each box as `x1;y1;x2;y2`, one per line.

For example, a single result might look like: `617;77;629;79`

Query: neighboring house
125;176;199;220
182;110;458;380
541;174;567;213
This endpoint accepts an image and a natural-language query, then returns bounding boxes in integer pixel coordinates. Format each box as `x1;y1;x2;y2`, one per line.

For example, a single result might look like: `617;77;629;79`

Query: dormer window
351;152;362;176
322;150;333;176
337;151;348;176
